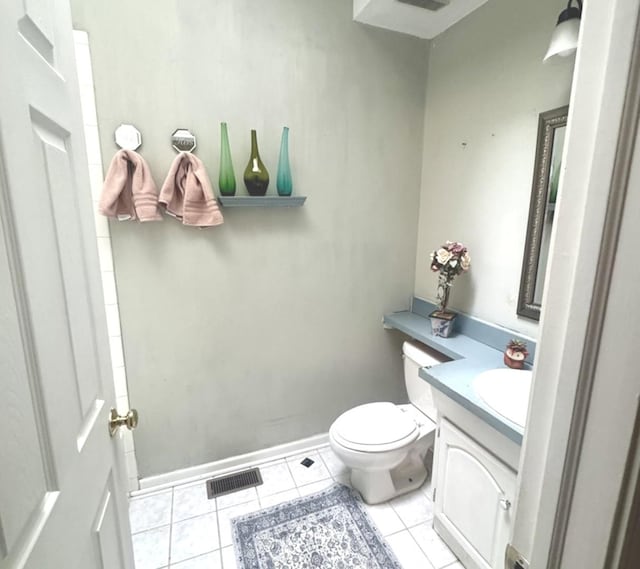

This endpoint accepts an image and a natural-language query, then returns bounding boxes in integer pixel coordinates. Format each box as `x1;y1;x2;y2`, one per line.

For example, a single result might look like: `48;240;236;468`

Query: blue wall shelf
384;297;536;364
218;196;306;207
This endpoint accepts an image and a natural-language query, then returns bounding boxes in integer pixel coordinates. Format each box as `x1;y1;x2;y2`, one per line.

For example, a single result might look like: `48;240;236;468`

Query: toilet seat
331;402;419;453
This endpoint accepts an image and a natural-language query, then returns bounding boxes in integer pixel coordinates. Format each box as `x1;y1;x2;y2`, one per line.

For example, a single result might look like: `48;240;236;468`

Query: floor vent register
206;467;263;499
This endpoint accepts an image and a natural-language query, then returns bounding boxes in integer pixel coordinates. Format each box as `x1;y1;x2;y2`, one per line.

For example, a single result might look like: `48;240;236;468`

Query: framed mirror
517;105;569;321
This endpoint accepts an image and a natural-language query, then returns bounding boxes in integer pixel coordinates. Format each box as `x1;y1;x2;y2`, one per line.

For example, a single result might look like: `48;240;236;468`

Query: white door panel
0;0;134;567
511;1;640;567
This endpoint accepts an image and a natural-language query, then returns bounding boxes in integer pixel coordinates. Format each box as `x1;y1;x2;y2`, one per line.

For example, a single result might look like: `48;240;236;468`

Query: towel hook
171;128;197;153
114;123;142;151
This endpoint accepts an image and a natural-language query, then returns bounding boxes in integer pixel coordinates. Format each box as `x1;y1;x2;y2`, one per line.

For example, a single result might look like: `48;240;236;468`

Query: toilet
329;341;446;504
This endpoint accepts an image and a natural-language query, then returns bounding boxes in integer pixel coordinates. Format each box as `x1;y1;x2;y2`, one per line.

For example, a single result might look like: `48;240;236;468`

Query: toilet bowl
329;341;447;504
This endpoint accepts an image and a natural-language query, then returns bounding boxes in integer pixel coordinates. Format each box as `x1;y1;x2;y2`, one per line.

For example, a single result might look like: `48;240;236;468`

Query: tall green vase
243;129;269;196
218;122;236;196
276;127;292;196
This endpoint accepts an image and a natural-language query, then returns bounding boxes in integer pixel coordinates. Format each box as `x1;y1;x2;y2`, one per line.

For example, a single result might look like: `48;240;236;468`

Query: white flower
436;248;451;264
461;253;471;271
450;259;457;267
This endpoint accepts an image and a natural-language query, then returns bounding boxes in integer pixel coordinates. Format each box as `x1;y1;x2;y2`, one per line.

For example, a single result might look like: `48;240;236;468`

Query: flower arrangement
430;241;471;315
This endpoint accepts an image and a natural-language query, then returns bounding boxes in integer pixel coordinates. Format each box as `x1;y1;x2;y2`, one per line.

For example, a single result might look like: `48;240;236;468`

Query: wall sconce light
544;0;582;61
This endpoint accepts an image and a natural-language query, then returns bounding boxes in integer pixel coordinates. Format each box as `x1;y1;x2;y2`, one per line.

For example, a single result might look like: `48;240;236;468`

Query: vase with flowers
429;241;471;337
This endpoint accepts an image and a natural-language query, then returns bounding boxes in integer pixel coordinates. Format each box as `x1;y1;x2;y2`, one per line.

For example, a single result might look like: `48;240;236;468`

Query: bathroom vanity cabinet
433;418;517;569
383;298;532;569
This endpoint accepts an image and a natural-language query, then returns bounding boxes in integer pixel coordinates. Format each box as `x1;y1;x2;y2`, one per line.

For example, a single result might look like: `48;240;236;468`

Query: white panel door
0;0;135;568
435;419;516;569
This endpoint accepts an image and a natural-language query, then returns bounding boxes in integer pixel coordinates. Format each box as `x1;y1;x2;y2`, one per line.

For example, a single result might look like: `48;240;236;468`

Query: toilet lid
332;402;419;451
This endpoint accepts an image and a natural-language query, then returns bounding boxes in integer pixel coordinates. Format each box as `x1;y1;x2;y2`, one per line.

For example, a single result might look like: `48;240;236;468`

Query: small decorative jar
504;340;529;369
429;311;457;338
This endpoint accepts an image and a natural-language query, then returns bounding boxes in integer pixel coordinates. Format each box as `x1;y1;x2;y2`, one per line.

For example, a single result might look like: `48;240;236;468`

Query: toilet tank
403;341;449;421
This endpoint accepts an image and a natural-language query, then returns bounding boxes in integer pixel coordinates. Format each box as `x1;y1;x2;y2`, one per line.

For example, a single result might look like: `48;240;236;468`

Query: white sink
473;368;533;428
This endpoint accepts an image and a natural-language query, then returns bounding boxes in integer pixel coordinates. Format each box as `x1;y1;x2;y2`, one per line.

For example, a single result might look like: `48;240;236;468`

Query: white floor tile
132;525;170;569
258;488;299;509
256;462;296;499
129;443;460;569
334;472;352;487
362;502;405;536
318;448;349;479
217;500;260;548
170;512;219;563
286;452;331;486
410;523;458;568
215;487;258;510
220;546;237;569
170;551;222;568
297;478;335;497
173;482;216;523
385;530;435;569
389;488;434;528
129;490;172;534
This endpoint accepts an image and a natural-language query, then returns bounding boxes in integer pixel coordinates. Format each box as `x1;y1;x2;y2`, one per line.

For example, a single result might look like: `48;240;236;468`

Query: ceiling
353;0;490;39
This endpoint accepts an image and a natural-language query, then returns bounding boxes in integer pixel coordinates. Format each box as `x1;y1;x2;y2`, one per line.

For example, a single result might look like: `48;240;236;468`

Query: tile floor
130;444;465;569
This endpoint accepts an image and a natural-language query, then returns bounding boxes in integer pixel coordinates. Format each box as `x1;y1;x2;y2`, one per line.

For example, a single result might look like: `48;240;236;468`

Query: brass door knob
108;407;139;437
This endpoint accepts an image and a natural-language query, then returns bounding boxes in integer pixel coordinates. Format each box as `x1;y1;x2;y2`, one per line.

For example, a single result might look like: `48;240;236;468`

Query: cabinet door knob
500;498;512;511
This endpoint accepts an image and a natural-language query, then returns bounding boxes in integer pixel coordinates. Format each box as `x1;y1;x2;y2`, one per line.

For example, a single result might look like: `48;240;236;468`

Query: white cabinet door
0;0;135;567
434;419;516;569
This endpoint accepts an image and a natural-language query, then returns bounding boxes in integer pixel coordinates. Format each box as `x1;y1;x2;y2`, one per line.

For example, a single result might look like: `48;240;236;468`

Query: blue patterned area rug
232;484;402;568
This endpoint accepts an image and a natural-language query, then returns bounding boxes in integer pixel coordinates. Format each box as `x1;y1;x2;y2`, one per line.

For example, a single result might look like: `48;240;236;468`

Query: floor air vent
206;467;263;499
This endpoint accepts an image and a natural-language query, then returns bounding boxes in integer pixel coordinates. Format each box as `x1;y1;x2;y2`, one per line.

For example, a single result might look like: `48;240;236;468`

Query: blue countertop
384;303;534;445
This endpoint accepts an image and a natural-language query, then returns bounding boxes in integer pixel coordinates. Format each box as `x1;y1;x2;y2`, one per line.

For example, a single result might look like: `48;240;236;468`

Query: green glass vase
276;127;292;196
243;129;269;196
218;122;236;196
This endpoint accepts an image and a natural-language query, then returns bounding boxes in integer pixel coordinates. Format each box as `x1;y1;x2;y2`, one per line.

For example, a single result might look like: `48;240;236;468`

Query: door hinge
505;544;529;569
433;487;437;502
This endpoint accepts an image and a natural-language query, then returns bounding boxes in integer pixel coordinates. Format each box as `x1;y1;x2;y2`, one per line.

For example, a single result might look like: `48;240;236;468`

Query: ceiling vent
396;0;450;11
353;0;488;39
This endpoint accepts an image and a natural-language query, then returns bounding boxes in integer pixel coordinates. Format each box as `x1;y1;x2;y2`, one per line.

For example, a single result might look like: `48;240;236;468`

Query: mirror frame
517;105;569;321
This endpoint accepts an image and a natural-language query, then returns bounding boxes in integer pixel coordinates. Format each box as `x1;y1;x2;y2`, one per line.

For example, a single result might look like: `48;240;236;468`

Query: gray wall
72;0;428;477
413;0;574;338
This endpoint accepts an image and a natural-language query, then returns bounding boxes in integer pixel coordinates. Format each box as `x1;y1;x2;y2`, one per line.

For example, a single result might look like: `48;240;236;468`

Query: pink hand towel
99;149;162;222
159;152;224;227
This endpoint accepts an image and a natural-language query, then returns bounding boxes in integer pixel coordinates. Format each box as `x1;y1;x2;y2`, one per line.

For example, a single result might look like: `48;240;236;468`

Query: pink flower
429;241;470;277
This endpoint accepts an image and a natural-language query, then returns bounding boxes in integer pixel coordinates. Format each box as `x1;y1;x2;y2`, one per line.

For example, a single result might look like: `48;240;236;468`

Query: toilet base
351;451;430;504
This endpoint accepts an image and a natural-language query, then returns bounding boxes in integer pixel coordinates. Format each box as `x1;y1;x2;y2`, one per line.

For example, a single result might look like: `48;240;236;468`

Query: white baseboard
134;432;330;497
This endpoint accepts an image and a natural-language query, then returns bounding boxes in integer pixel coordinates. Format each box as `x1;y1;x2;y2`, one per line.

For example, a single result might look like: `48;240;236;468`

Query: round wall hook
171;129;197;153
114;124;142;151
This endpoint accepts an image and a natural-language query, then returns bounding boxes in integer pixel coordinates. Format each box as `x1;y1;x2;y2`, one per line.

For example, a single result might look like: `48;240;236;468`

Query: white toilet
329;341;446;504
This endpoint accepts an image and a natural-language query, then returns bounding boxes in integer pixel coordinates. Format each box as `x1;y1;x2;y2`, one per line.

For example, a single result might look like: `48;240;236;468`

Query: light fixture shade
544;13;581;61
